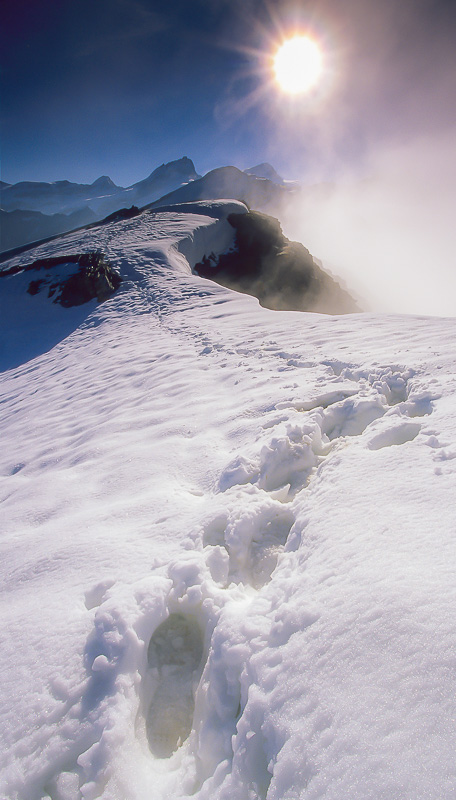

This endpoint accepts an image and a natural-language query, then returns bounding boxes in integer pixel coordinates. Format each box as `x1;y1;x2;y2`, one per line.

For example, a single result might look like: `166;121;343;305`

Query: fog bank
282;130;456;317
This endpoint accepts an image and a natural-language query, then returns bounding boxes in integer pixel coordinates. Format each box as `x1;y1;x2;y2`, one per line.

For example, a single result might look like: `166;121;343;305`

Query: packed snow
1;201;456;800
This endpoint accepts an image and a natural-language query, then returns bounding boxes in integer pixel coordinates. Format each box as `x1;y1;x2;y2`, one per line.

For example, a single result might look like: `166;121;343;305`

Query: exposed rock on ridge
1;251;122;307
194;210;359;314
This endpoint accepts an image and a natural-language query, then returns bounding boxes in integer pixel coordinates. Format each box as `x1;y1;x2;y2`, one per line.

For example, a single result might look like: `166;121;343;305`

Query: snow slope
1;202;456;800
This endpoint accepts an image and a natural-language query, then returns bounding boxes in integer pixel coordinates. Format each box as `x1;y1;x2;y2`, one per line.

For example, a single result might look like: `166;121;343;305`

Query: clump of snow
1;202;456;800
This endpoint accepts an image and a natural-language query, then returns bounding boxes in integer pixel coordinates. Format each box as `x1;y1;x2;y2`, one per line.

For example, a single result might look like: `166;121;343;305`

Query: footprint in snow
145;613;205;758
250;510;296;589
203;502;296;590
365;420;421;450
300;368;433;443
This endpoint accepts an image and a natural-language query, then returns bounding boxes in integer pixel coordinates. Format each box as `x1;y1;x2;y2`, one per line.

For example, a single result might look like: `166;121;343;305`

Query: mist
282;130;456;316
264;0;456;317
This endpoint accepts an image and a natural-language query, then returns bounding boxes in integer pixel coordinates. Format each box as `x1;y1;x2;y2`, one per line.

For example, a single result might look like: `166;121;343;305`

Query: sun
274;36;323;95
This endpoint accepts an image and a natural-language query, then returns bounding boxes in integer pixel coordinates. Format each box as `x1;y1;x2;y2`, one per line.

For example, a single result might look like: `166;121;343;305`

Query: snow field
78;362;453;799
1;203;456;799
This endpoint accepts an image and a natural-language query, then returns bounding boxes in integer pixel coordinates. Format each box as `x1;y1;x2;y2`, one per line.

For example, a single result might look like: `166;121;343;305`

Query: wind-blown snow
1;201;456;800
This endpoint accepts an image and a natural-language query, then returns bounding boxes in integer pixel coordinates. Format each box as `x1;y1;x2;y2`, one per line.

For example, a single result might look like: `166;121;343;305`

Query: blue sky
2;0;456;186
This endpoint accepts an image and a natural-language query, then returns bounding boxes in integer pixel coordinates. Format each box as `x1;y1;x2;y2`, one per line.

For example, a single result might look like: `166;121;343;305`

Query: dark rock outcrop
57;252;122;306
1;251;122;307
100;206;140;224
194;211;359;315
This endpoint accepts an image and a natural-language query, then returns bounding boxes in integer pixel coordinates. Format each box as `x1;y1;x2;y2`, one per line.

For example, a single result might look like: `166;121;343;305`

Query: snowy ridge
1;203;456;799
0;158;202;252
1;158;294;253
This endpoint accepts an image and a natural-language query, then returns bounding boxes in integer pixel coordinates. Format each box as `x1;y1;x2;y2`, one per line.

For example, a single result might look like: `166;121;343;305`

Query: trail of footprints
73;366;436;798
141;369;433;764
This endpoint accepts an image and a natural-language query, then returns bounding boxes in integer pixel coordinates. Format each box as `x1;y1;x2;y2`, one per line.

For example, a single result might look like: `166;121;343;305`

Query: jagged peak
244;163;284;184
147;157;199;181
91;175;117;189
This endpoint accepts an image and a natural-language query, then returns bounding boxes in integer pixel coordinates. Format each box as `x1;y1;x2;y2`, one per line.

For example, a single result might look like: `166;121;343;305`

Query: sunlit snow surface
1;202;456;800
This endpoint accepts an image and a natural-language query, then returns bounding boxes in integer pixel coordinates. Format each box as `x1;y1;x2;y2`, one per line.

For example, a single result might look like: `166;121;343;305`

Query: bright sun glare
274;36;323;95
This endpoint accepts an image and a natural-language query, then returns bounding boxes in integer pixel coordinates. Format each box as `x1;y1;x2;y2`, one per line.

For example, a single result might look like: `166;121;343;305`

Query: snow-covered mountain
0;159;199;217
244;163;285;184
0;175;123;216
1;159;297;253
124;156;200;206
1;201;456;800
148;165;295;213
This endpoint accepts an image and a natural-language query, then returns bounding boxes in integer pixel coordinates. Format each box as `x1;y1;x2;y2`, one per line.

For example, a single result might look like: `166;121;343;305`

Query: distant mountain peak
147;163;291;214
91;176;117;190
129;157;201;199
244;163;284;185
146;157;199;182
